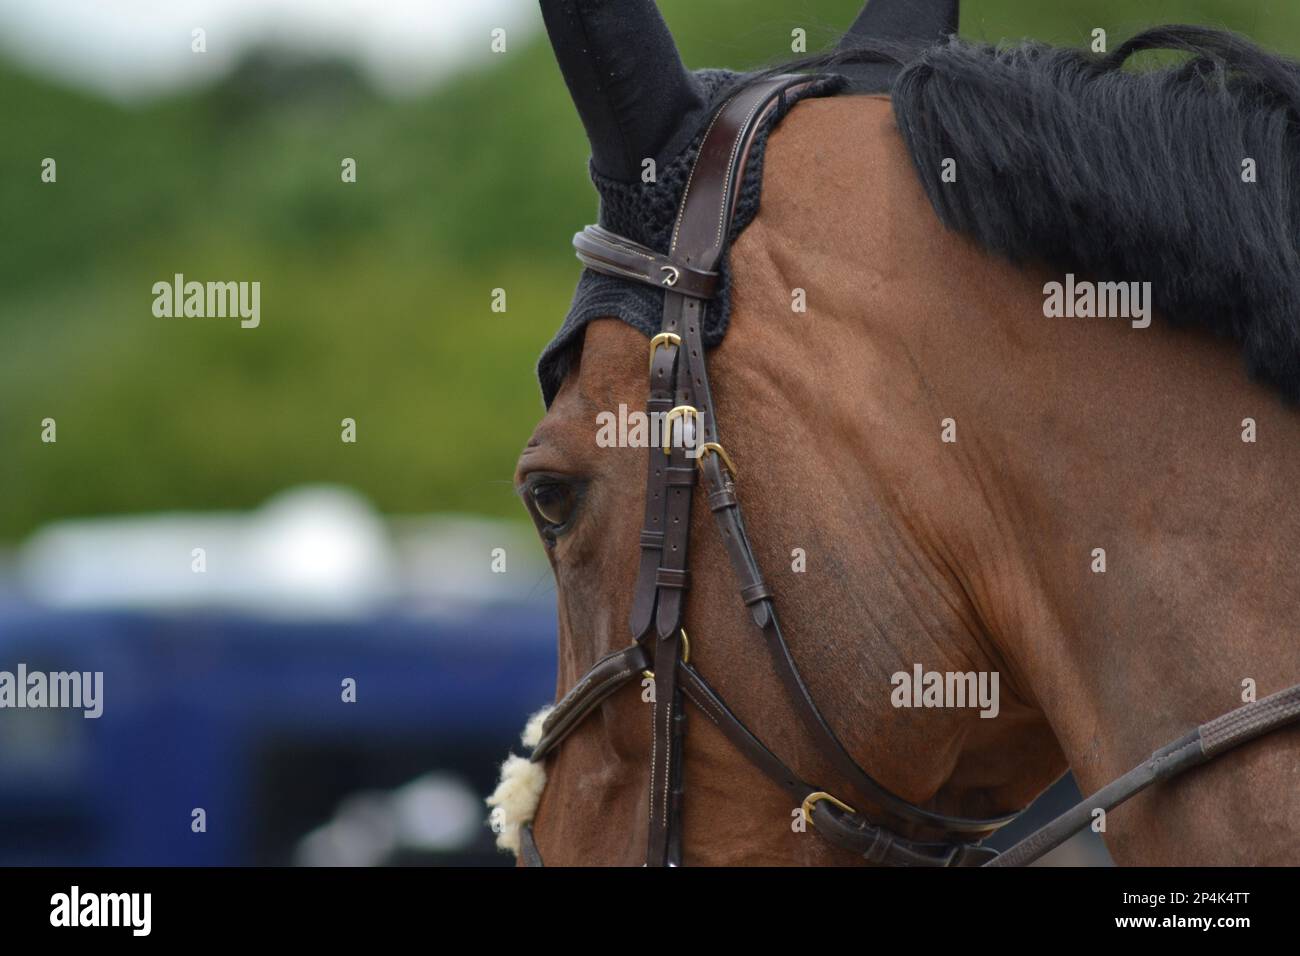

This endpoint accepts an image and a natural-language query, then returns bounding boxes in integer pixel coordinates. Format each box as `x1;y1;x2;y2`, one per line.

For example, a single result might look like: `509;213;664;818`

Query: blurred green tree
2;0;1295;539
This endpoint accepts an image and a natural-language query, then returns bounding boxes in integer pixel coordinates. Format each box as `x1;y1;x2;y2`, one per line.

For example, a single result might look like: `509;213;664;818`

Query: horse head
498;0;1300;866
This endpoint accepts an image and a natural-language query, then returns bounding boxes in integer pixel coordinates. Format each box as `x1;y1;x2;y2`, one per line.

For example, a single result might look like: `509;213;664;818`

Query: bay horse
491;0;1300;866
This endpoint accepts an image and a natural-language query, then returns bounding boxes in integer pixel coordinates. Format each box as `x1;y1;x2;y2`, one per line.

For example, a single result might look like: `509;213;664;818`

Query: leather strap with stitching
987;684;1300;866
574;225;719;299
531;643;650;762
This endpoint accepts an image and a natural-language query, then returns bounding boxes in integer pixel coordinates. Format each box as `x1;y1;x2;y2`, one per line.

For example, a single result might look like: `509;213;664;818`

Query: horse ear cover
539;0;706;182
536;2;969;405
535;2;844;405
841;0;958;47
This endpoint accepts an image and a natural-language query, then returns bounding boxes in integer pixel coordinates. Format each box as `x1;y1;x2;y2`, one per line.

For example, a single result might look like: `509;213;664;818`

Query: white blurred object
20;485;398;616
0;0;538;102
390;514;548;614
390;772;485;852
246;486;397;612
295;773;482;866
295;792;399;868
17;486;550;616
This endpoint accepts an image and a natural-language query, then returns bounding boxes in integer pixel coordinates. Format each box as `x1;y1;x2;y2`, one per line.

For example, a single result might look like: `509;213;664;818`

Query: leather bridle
520;74;1300;867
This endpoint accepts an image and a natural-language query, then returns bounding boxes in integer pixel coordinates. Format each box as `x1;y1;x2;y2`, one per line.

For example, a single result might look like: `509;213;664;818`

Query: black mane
774;26;1300;402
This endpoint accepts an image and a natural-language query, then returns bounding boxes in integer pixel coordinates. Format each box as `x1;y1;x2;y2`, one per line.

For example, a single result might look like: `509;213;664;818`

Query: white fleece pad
485;705;553;855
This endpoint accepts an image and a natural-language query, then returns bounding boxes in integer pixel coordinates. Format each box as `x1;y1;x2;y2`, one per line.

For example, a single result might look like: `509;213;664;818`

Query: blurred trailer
0;602;555;866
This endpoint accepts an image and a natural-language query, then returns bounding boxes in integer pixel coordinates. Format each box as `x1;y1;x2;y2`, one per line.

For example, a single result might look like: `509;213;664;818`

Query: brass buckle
661;405;700;457
642;628;690;680
647;332;681;373
801;791;856;827
695;441;738;478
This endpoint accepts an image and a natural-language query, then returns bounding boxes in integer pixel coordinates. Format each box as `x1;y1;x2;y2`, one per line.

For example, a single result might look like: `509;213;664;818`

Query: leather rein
521;74;1300;867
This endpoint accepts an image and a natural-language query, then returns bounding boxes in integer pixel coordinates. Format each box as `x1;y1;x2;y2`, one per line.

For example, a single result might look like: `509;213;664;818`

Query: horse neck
737;93;1300;860
965;273;1300;861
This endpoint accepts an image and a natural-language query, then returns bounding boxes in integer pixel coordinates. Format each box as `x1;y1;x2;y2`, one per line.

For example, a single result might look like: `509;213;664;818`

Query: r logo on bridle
660;265;681;287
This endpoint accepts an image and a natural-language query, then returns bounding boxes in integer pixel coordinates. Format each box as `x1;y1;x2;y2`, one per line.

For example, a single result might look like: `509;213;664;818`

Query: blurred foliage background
2;0;1294;541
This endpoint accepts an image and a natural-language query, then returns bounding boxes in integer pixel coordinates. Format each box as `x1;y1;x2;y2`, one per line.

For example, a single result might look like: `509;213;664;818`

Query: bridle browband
521;74;1300;867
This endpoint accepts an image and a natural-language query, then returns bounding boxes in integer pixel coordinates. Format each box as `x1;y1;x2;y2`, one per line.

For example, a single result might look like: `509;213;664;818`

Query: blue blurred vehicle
0;602;556;866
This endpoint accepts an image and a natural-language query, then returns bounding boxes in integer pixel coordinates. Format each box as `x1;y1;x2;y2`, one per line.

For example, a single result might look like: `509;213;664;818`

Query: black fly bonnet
536;0;959;405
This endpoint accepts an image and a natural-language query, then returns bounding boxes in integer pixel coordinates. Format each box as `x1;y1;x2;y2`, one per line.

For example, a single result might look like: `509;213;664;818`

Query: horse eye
530;480;577;529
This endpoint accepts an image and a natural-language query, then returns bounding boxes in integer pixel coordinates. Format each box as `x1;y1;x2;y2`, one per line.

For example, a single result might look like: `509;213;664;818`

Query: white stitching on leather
713;96;771;249
648;672;658;831
670;106;728;254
